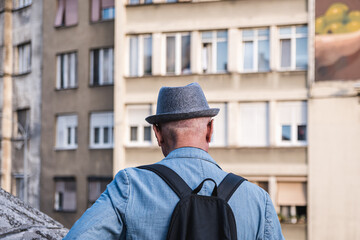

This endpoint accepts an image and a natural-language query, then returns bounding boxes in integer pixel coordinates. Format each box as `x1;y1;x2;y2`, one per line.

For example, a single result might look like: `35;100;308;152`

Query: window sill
53;209;77;213
90;19;114;25
125;72;231;79
54;147;78;151
89;146;114;150
13;71;32;77
126;1;197;7
55;87;78;91
12;4;32;12
277;69;307;73
54;24;78;30
126;144;155;148
89;83;114;88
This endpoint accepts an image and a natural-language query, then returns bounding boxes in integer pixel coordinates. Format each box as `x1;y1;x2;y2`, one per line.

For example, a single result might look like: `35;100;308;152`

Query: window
54;177;76;212
279;25;308;70
201;30;228;74
165;33;191;75
14;174;24;201
90;48;114;86
277;182;307;224
277;101;307;146
127;105;152;146
88;177;112;207
239;102;269;146
13;0;32;9
129;35;152;77
253;180;269;193
240;28;270;72
91;0;115;22
17;43;31;74
56;52;77;89
54;0;78;27
128;0;152;5
209;103;227;147
90;112;114;148
56;115;78;149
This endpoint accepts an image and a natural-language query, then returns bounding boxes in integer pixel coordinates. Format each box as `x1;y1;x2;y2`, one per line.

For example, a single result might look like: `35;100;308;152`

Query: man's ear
153;125;163;147
206;119;214;143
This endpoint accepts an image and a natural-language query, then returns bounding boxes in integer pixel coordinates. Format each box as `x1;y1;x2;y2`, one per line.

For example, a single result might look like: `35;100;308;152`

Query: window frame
128;34;152;77
128;0;153;5
90;47;114;86
54;0;78;28
89;112;114;149
87;176;112;207
164;32;191;76
17;42;31;75
126;105;153;147
56;51;78;90
55;114;78;150
54;177;77;212
238;102;269;147
239;28;270;73
278;25;308;71
201;30;228;74
276;101;307;146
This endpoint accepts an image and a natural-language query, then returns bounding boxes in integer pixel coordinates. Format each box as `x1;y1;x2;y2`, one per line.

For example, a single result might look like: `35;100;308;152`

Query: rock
0;188;68;239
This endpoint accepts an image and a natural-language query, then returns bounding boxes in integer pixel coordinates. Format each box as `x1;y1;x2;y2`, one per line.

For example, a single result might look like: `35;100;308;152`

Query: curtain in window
181;35;191;74
102;0;114;8
129;37;139;76
166;36;176;74
280;39;291;68
243;41;254;71
91;0;101;22
65;0;78;26
54;0;65;26
143;36;152;75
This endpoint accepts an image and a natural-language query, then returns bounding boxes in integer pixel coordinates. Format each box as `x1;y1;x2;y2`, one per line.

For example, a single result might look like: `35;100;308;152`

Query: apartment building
40;0;115;227
0;0;42;209
114;0;309;239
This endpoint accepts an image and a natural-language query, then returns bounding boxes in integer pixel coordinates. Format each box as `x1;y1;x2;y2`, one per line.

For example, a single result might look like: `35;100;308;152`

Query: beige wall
308;83;360;240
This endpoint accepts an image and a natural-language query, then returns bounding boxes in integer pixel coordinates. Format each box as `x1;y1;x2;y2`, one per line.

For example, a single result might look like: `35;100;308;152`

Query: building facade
114;0;309;239
0;0;42;209
40;0;115;228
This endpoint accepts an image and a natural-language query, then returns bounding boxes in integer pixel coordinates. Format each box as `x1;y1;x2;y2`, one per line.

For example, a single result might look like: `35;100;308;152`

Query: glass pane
202;31;212;41
143;36;152;75
129;37;139;76
217;41;227;72
242;29;254;39
94;127;100;144
296;26;307;34
129;0;139;4
104;127;109;144
102;7;115;20
258;29;269;37
103;49;110;83
144;0;152;3
166;36;176;74
296;37;308;69
258;40;270;71
202;43;212;73
279;27;291;36
181;35;191;74
243;41;254;70
144;126;151;141
130;126;138;141
67;127;72;144
167;0;177;2
217;30;227;39
92;50;100;85
74;127;77;144
297;125;307;141
280;39;291;68
282;125;291;141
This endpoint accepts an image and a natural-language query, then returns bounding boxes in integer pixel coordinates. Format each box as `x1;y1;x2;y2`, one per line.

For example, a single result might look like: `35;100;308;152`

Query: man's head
145;83;219;156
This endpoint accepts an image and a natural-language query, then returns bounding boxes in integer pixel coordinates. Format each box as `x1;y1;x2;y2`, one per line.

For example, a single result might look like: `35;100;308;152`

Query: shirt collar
163;147;221;169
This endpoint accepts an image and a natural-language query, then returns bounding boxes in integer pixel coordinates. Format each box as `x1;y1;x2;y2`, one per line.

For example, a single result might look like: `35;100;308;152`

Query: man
65;83;284;239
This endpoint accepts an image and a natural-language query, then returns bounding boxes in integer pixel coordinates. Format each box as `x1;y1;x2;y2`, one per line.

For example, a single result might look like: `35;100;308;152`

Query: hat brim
145;108;220;124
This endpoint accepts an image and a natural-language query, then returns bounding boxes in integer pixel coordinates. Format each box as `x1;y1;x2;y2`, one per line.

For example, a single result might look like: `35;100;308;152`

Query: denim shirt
65;147;285;240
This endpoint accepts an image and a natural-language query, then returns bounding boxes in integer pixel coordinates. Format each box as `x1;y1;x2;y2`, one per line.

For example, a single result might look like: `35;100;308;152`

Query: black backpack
138;164;247;240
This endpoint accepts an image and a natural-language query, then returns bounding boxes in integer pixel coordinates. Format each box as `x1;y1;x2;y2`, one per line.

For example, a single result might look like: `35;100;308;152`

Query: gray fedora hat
145;83;219;124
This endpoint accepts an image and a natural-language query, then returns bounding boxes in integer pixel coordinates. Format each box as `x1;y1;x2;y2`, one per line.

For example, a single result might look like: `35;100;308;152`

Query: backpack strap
217;173;247;202
138;164;192;199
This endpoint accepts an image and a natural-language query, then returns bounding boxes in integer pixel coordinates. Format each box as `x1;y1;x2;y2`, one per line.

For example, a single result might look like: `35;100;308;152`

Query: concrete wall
0;1;43;209
41;0;114;228
308;82;360;240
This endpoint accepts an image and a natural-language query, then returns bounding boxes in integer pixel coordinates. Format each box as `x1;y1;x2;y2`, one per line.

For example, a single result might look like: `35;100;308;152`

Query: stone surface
0;188;68;239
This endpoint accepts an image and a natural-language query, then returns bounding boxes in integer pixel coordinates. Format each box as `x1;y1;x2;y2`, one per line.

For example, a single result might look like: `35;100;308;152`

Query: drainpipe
1;0;13;192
